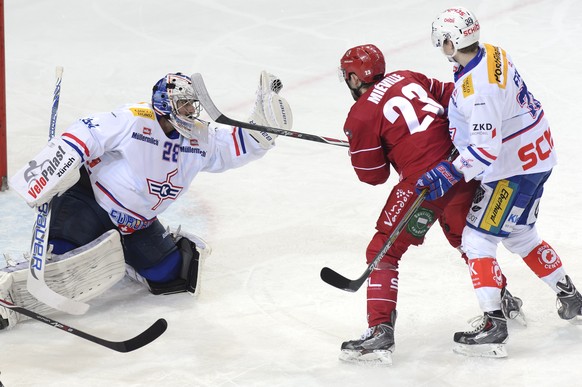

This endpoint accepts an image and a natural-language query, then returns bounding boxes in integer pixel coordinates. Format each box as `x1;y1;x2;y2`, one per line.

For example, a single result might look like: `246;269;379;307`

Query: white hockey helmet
152;73;203;139
431;7;480;57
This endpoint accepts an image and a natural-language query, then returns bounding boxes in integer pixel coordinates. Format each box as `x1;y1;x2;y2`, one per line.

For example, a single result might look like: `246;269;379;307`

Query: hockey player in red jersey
337;44;523;365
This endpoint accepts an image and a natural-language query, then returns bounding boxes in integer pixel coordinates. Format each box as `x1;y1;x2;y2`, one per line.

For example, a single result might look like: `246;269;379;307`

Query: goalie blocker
9;137;83;208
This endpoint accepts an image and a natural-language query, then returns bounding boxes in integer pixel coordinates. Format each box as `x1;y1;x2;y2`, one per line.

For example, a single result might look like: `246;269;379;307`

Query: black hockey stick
320;189;428;292
190;73;349;148
0;298;167;352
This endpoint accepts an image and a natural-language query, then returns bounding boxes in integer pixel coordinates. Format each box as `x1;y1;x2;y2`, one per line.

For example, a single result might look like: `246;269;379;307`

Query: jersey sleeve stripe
467;146;493;166
350;145;383;154
62;132;90;158
353;163;387;171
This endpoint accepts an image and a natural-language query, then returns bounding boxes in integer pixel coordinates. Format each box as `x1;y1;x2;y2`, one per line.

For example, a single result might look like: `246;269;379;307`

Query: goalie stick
0;298;167;353
26;66;90;315
190;73;349;148
320;189;428;292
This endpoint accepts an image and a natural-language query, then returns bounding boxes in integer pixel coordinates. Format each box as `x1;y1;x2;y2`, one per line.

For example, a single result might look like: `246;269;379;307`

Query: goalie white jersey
61;103;268;234
448;43;557;183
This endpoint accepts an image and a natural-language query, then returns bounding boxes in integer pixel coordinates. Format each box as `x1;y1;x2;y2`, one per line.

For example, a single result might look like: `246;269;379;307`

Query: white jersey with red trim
448;43;557;183
62;103;268;234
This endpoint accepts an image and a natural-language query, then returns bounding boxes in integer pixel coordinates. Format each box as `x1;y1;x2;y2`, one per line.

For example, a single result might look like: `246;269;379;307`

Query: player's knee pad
1;230;125;328
462;226;502;259
502;224;541;257
125;227;211;296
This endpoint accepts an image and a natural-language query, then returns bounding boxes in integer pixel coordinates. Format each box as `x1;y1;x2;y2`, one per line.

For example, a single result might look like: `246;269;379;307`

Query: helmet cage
152;73;202;138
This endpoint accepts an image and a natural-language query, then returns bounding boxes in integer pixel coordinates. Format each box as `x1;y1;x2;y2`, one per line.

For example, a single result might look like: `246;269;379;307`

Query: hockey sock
367;268;399;327
468;256;504;311
522;241;566;292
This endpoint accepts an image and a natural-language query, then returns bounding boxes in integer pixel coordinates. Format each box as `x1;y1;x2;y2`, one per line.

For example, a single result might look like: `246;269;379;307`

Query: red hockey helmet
339;44;385;84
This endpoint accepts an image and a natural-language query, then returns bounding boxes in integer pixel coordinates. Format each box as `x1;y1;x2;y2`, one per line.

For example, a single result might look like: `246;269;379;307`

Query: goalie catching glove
247;71;293;149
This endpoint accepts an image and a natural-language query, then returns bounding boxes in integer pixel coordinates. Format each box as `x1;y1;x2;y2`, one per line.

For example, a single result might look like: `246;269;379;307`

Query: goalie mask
152;73;204;139
431;7;480;58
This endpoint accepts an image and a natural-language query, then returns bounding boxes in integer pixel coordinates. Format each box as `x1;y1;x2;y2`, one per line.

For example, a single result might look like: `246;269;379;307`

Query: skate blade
453;342;508;358
566;315;582;325
508;310;527;327
339;349;393;366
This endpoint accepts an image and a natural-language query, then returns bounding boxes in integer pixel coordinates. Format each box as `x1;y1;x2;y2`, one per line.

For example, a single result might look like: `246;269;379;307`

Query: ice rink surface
1;0;581;386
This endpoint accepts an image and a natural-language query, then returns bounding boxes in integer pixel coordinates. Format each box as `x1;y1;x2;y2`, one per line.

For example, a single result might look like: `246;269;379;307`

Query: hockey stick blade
191;73;349;148
0;298;167;353
320;189;428;292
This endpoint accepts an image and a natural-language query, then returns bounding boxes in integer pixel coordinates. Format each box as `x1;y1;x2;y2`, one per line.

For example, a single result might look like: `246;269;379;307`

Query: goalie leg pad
0;272;18;330
4;229;125;323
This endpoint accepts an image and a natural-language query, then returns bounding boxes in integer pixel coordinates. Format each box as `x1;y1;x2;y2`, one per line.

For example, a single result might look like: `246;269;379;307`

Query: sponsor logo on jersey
480;179;514;232
130;107;156;120
24;145;77;200
367;73;405;105
147;169;184;210
462;74;474;98
472;123;493;132
143;127;152;135
179;145;207;157
485;44;508;89
406;207;435;238
131;131;159;146
110;209;155;234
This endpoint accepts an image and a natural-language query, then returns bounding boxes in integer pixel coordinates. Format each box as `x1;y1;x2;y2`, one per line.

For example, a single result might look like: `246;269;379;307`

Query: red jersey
344;70;454;184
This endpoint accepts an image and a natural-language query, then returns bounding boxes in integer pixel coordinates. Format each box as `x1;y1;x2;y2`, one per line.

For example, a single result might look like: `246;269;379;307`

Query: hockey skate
556;275;582;325
453;310;508;358
501;288;526;326
339;311;396;366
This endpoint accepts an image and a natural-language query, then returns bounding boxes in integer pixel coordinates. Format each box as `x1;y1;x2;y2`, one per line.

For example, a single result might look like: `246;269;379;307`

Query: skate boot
501;288;526;326
339;311;396;366
556;275;582;325
453;310;508;358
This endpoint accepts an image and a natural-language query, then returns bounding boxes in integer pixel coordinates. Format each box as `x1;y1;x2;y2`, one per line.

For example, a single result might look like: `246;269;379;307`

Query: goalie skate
453;310;508;358
339;318;395;366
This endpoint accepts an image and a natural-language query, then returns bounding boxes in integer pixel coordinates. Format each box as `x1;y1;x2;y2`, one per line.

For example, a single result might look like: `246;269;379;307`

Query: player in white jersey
1;71;292;329
415;7;582;357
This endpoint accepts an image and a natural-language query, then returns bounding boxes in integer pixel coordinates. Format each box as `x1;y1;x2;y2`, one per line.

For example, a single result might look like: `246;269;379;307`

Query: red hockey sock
367;268;399;327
